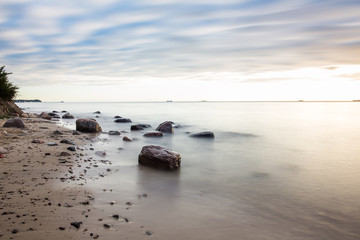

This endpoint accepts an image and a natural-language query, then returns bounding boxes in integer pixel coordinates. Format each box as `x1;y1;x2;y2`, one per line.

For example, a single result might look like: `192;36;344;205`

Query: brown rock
138;145;181;170
76;118;102;133
3;117;26;129
155;121;174;133
143;131;163;137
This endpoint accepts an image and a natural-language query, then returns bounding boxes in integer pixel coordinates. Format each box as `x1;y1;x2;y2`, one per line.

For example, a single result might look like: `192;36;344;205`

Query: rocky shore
0;117;149;240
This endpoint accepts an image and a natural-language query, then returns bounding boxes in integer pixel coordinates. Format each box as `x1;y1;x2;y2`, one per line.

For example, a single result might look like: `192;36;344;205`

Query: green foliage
0;66;19;100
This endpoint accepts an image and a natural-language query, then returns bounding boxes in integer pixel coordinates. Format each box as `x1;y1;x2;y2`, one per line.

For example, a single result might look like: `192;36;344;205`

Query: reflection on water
20;102;360;239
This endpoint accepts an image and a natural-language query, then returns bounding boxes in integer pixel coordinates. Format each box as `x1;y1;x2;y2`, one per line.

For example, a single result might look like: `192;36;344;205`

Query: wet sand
0;118;147;240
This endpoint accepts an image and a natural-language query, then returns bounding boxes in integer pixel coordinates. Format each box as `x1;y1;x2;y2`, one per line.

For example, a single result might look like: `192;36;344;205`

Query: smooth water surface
20;102;360;240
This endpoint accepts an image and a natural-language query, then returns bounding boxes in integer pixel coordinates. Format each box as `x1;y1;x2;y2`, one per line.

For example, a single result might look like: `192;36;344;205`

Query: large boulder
40;112;52;120
190;131;215;138
138;145;181;170
76;118;102;133
3;117;26;129
155;121;174;133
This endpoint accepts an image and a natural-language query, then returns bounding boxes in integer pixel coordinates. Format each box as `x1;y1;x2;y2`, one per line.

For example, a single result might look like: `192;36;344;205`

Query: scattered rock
11;229;18;234
114;118;132;123
138;124;151;128
31;139;45;144
143;131;163;137
138;145;181;170
72;130;81;135
112;214;120;220
93;111;101;114
190;131;215;138
59;152;72;157
108;131;121;135
76;118;102;133
67;146;76;151
145;230;152;236
103;223;110;229
53;130;63;135
95;151;106;157
114;116;122;118
40;112;52;120
3;117;26;129
59;227;65;230
60;139;75;145
71;222;82;229
155;121;173;133
131;125;144;131
62;113;75;119
47;142;58;146
123;136;132;142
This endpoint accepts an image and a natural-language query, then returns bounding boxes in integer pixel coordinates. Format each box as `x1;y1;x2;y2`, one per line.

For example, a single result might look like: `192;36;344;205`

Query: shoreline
0;117;146;240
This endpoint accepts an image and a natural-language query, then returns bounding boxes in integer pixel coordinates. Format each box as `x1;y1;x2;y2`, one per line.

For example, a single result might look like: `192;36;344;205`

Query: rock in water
138;145;181;170
155;121;173;133
114;118;132;123
40;112;52;120
76;118;102;133
143;131;163;137
62;113;75;119
3;117;26;129
108;130;121;135
189;131;215;138
131;125;144;131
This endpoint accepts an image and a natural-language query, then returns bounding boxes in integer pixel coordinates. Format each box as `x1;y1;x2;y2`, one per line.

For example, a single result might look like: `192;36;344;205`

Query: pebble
145;230;152;236
71;221;82;229
103;223;110;229
67;146;76;151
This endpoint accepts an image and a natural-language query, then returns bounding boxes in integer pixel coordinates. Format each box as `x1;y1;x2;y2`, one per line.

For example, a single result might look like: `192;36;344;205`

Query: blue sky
1;0;360;101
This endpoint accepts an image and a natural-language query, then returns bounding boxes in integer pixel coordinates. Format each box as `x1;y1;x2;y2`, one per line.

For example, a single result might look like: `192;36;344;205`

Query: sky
1;0;360;102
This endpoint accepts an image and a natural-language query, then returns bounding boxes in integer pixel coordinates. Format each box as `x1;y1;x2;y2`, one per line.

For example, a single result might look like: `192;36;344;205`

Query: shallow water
20;101;360;239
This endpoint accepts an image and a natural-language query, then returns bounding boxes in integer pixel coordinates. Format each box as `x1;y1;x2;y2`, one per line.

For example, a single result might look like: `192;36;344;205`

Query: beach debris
114;118;132;123
31;139;45;144
122;136;132;142
143;131;163;137
108;130;121;135
3;117;26;129
189;131;215;138
138;145;181;170
60;139;76;145
155;121;174;133
62;113;75;119
76;118;102;133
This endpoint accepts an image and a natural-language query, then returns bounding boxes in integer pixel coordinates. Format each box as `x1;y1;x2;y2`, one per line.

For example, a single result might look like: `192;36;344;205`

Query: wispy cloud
0;0;360;97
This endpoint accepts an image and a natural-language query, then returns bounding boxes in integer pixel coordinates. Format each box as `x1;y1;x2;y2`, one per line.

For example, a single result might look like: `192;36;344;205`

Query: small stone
114;118;132;123
112;214;119;220
103;223;110;229
71;221;82;229
60;139;76;145
12;229;18;234
123;136;132;142
59;152;72;157
145;230;152;236
67;146;76;151
59;227;65;230
47;142;58;146
32;139;44;144
108;131;121;136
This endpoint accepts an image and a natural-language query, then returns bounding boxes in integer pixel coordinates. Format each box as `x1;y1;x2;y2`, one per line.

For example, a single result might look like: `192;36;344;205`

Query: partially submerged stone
155;121;173;133
143;131;163;137
114;118;132;123
62;113;75;119
138;145;181;170
189;131;215;138
76;118;102;133
3;117;26;129
108;130;121;135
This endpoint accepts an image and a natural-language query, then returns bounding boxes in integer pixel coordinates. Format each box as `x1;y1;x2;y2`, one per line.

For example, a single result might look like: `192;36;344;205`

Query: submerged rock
143;131;163;137
138;145;181;170
155;121;173;133
62;113;75;119
123;136;132;142
93;111;101;114
108;130;121;135
138;124;151;128
131;125;144;131
3;117;26;129
114;118;132;123
189;131;215;138
76;118;102;133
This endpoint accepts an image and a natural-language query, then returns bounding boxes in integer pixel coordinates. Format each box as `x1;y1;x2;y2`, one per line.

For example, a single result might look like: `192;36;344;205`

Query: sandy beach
0;117;147;240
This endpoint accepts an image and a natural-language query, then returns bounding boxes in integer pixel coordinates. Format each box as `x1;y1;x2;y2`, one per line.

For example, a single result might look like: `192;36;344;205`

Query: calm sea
19;101;360;240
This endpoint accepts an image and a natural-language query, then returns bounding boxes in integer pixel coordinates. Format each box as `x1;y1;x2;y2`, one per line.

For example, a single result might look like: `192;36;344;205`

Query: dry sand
0;118;148;240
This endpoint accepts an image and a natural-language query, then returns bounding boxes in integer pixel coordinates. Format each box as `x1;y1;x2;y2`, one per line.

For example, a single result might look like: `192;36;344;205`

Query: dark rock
123;136;132;142
138;124;151;128
143;131;163;137
59;227;65;230
138;145;181;170
189;131;215;138
108;131;121;135
131;125;144;131
76;118;102;133
112;214;119;220
72;130;81;135
53;110;59;113
67;146;76;151
11;229;18;234
145;230;152;236
53;130;63;135
93;111;101;114
103;223;110;229
71;221;82;229
114;118;132;123
60;139;75;145
62;113;75;119
39;112;51;120
155;121;173;133
114;116;122;118
61;110;67;113
31;139;44;144
3;117;26;129
52;114;60;118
